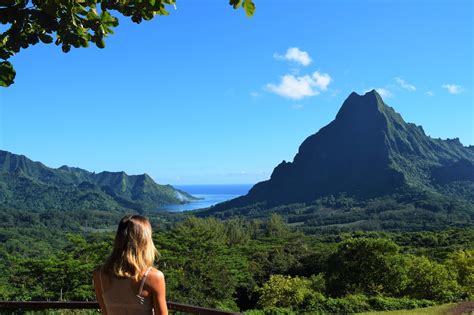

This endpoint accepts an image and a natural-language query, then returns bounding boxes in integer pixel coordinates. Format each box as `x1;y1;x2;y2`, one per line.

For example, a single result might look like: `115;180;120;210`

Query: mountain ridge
0;150;196;212
201;90;474;230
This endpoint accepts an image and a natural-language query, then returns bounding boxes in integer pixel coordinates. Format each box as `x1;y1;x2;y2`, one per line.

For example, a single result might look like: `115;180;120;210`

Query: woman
93;215;168;315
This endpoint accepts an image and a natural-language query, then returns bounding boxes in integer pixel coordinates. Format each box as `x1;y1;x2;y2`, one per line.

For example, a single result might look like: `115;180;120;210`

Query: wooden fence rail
0;301;241;315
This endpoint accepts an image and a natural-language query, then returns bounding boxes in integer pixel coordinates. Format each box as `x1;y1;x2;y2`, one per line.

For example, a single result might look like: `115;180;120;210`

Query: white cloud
266;75;318;99
395;77;416;91
274;47;312;66
442;84;464;94
425;91;434;96
250;91;261;97
365;87;393;98
266;71;332;100
313;71;331;90
292;104;304;110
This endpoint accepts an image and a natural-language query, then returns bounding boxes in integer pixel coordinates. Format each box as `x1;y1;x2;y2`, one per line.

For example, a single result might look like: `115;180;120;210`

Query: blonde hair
103;215;159;280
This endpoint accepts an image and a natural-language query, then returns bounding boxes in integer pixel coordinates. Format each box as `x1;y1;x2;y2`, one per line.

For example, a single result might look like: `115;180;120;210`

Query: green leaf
243;0;255;16
158;4;169;16
0;61;15;87
100;11;115;24
131;14;142;23
73;3;89;15
143;12;155;20
38;34;53;44
0;35;8;46
62;44;71;53
87;9;99;21
229;0;242;9
96;38;105;49
0;48;11;59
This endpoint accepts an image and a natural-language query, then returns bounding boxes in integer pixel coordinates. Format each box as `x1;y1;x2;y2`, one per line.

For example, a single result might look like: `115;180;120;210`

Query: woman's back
93;215;168;315
98;268;154;315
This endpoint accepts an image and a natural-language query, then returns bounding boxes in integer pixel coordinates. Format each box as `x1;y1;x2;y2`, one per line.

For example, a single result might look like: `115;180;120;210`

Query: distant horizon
2;86;473;186
1;147;259;186
174;183;255;186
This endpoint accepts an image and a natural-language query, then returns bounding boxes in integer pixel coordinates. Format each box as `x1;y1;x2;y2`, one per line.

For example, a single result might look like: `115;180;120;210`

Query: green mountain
0;150;196;212
200;90;474;231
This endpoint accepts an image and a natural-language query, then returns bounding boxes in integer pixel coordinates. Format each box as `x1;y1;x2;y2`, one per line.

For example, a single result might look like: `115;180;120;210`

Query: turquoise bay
158;184;253;212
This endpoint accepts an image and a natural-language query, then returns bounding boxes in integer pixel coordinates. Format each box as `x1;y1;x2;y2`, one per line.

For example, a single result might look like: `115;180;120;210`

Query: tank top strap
138;267;152;296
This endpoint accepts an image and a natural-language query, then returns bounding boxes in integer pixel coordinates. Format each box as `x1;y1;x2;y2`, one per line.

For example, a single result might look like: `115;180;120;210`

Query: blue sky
0;0;472;185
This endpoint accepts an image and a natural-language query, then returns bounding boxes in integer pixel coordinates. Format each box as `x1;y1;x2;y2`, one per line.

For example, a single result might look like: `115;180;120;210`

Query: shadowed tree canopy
0;0;256;87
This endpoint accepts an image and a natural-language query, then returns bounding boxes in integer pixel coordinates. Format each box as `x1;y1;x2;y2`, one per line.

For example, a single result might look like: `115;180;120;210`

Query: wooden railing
0;301;241;315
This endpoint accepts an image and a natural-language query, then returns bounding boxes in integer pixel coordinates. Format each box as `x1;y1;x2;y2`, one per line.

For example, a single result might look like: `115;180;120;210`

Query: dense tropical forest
0;207;472;314
196;188;474;234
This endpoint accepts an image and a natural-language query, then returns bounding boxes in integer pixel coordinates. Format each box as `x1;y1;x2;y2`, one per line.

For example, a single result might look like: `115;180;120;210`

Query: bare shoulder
146;267;166;290
148;267;165;280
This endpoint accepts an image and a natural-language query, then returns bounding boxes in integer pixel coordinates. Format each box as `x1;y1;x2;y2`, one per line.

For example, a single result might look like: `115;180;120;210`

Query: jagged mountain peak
334;90;405;130
294;91;398;166
336;90;384;118
209;91;474;210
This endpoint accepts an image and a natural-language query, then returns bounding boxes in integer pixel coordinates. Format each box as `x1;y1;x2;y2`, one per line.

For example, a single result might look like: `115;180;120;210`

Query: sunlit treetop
0;0;256;87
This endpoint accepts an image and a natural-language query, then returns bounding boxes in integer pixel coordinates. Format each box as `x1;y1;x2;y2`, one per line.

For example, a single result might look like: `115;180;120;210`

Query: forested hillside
0;150;196;212
0;214;472;314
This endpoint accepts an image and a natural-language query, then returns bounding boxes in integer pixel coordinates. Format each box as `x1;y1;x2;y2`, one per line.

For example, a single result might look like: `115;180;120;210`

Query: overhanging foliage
0;0;256;87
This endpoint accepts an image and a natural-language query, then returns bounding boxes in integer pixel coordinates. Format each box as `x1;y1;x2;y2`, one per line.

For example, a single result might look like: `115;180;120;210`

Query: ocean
157;184;253;212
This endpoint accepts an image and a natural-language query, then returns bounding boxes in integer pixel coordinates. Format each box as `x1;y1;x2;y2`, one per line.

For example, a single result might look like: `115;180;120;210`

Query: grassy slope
357;303;456;315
